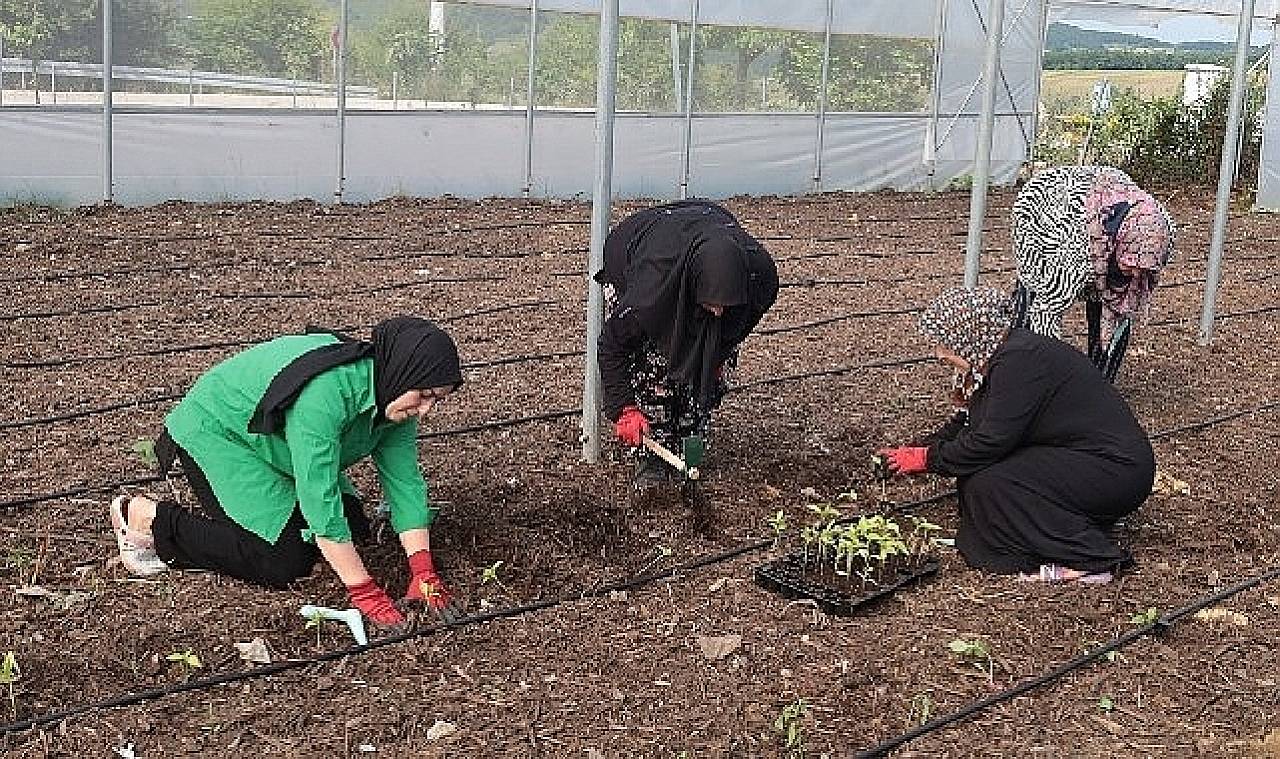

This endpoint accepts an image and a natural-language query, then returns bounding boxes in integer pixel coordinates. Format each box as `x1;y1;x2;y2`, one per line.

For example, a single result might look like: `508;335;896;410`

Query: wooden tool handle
640;435;687;472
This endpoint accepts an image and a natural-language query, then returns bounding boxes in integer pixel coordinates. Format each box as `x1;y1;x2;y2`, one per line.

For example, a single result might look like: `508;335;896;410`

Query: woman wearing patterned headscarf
107;317;465;629
1009;166;1175;382
595;200;779;490
879;287;1156;583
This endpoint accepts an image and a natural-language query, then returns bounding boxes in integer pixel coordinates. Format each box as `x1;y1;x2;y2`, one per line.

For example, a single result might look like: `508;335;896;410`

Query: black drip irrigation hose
0;393;183;432
778;266;1017;290
0;487;959;738
757;306;923;336
853;564;1280;758
3;299;555;370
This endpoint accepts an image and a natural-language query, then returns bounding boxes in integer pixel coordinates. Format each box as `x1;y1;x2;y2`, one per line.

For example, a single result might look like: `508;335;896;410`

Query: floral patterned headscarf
918;286;1013;399
1085;173;1175;341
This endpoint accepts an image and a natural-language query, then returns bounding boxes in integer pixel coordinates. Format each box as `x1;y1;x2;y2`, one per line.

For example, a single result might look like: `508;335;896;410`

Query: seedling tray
755;555;940;617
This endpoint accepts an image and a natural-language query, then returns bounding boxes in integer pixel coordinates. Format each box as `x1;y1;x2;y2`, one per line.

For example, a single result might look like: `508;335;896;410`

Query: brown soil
0;189;1277;757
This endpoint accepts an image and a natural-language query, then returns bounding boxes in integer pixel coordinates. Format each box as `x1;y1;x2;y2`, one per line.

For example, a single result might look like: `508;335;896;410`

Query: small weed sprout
1097;695;1116;712
480;560;507;591
636;545;674;577
1130;607;1160;626
767;510;788;543
774;698;807;757
908;692;933;726
947;637;993;684
131;439;158;468
304;609;326;646
0;652;19;716
165;649;202;681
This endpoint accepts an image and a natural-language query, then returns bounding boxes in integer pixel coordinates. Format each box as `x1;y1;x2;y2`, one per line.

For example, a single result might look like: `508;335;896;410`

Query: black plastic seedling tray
755;555;940;617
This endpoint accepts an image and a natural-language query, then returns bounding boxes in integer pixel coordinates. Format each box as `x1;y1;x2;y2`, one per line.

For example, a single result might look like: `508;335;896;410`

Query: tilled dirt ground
0;189;1278;757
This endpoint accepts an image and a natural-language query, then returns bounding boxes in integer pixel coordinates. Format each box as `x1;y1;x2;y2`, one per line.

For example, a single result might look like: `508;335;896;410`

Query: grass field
1041;69;1185;99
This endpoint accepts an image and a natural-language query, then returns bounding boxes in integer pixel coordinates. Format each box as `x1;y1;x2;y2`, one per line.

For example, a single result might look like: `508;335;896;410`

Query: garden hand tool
299;604;368;646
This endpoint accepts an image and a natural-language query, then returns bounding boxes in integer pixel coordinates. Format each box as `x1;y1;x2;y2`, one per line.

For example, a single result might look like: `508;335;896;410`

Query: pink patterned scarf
1084;173;1173;340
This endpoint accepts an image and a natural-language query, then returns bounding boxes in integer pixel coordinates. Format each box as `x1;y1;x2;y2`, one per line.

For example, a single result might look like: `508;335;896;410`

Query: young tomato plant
774;698;807;758
166;649;202;681
947;637;993;684
480;560;507;591
0;652;19;716
304;609;326;647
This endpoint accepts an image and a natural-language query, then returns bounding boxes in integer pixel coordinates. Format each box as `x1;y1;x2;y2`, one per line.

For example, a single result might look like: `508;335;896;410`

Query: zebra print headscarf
919;287;1013;398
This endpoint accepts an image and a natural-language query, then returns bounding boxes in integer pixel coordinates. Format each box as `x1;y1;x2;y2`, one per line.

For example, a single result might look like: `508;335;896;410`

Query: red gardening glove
346;578;406;626
614;405;650;447
404;549;454;611
879;446;930;476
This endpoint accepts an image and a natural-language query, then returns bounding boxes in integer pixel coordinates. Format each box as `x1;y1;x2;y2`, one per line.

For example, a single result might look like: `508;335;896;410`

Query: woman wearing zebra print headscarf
1009;165;1174;382
878;287;1155;584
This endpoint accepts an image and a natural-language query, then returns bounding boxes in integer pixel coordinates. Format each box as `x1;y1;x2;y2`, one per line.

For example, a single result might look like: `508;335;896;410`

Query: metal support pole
334;0;348;204
1026;0;1051;170
188;69;194;106
812;0;834;192
1199;0;1258;344
50;62;56;104
925;0;950;190
678;0;699;200
963;0;1007;288
669;22;682;110
581;0;620;464
522;0;538;198
102;0;113;204
1;31;6;108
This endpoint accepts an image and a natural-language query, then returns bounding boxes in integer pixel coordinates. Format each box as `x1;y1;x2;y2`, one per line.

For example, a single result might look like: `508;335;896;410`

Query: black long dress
926;328;1155;574
595;201;778;443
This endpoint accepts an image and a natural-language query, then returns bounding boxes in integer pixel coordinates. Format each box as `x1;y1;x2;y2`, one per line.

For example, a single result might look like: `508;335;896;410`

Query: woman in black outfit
595;200;779;489
880;287;1155;583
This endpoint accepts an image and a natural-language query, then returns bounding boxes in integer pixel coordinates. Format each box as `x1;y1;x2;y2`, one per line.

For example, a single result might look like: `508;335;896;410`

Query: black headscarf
248;317;462;434
594;200;778;406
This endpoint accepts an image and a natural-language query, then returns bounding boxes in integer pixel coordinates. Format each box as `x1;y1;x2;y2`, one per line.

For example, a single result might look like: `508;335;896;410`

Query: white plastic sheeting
0;109;1026;205
459;0;939;39
1050;0;1280;24
1256;24;1280;210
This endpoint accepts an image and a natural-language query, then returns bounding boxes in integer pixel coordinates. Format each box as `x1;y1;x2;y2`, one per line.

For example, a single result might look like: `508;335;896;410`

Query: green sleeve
282;398;352;543
372;418;433;533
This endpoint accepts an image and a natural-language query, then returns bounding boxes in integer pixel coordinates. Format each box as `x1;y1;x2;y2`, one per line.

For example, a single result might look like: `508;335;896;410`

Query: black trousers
151;445;369;590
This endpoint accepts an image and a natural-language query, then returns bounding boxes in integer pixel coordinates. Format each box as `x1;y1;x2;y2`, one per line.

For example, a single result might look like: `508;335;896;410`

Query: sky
1069;15;1273;46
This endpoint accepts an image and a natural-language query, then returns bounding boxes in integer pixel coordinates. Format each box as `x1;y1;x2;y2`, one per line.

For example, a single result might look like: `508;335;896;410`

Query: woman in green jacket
108;317;463;628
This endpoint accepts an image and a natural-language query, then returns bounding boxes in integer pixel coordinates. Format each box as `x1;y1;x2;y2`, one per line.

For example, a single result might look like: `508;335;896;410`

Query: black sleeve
598;307;647;422
926;351;1055;477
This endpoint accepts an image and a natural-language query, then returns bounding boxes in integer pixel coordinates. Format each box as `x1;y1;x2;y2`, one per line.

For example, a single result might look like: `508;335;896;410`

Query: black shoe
632;454;671;491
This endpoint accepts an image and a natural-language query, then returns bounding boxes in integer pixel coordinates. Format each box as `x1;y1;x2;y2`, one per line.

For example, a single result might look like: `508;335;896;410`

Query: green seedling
1082;641;1119;662
131;438;158;468
304;608;326;646
480;560;507;590
948;637;994;683
1130;607;1160;626
165;649;202;681
774;698;807;757
636;545;674;577
1097;695;1116;712
908;693;932;726
0;652;18;716
805;503;840;527
766;510;788;541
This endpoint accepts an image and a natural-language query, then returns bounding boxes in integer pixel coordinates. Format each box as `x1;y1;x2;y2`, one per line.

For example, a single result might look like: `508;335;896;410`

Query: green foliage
774;698;807;756
166;649;202;680
1037;75;1264;188
779;34;933;112
480;560;507;590
184;0;334;80
1097;695;1116;712
948;637;994;683
767;509;788;539
132;439;157;468
1129;607;1160;626
0;0;179;70
0;651;18;715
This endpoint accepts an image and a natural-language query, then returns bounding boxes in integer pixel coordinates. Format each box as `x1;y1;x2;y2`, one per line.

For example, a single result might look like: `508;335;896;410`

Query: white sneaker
109;495;168;577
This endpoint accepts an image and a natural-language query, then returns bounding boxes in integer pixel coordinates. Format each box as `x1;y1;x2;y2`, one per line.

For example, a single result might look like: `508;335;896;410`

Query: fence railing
0;57;377;99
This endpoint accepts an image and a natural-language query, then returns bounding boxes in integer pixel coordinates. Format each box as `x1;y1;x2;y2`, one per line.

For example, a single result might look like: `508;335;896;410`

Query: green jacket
165;333;432;544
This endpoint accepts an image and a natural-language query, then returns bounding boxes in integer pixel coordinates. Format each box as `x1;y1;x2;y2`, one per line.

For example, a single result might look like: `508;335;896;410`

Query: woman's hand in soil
614;405;651;446
404;549;464;622
347;578;407;626
879;446;929;476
